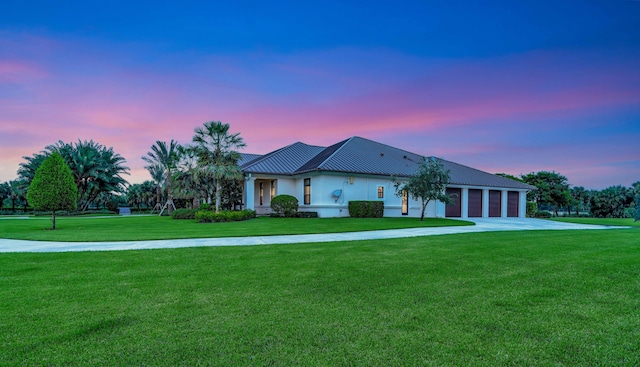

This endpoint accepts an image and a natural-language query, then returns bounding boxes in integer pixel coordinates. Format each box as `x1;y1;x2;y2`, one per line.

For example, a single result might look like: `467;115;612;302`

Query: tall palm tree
192;121;246;212
142;140;181;215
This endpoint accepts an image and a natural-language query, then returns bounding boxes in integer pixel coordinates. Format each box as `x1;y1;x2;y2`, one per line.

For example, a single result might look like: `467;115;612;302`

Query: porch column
501;189;509;218
244;177;256;210
461;188;469;219
482;189;489;218
519;191;527;218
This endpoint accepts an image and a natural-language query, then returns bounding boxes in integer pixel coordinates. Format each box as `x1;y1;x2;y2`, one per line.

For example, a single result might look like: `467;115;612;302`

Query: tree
19;140;130;211
26;152;77;229
142;140;182;215
8;180;27;212
569;186;589;216
394;158;452;221
521;171;570;217
191;121;246;212
590;185;634;218
0;182;9;209
634;182;640;222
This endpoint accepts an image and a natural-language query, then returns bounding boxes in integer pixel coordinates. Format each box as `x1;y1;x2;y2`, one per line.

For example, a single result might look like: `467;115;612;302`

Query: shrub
296;211;319;218
196;209;256;223
171;208;198;220
199;203;212;211
271;195;299;217
348;201;384;218
535;211;552;218
526;202;537;218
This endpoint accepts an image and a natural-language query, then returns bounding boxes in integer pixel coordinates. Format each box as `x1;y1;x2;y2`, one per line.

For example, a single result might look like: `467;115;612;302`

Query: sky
1;0;639;190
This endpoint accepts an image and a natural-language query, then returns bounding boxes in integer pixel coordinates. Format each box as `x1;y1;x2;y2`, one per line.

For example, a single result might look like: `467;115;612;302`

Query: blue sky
1;0;639;188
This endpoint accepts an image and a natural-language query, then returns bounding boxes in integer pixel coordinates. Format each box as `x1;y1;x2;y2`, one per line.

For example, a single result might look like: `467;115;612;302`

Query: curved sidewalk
0;218;620;253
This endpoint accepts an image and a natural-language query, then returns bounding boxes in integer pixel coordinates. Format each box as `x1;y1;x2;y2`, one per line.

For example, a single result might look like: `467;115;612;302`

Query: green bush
271;195;299;217
196;209;256;223
296;211;319;218
348;201;384;218
526;202;537;218
535;211;552;218
199;203;212;211
171;208;198;220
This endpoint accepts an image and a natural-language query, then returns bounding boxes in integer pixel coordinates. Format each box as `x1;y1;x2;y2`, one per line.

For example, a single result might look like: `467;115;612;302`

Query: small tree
27;152;77;229
271;194;299;217
394;158;452;221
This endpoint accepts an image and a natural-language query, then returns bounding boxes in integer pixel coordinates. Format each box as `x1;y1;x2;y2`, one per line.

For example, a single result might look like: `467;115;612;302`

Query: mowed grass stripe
0;216;471;242
1;229;638;366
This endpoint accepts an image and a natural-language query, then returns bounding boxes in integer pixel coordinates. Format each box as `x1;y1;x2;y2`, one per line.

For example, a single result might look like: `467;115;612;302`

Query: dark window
377;186;384;199
401;190;408;215
304;178;311;205
270;180;276;199
259;182;264;206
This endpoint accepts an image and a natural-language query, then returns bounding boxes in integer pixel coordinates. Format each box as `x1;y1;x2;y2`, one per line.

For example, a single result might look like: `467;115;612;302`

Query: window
377;186;384;199
401;190;408;215
304;178;311;205
270;180;276;199
259;182;264;206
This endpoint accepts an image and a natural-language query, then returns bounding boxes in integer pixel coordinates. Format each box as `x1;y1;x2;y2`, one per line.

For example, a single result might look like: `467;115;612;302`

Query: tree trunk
52;210;56;230
420;201;428;221
215;181;221;213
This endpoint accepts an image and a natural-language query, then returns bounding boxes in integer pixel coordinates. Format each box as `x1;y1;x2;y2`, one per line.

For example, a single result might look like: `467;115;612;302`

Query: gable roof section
295;136;423;176
437;158;536;190
241;136;535;190
238;153;262;166
241;142;325;174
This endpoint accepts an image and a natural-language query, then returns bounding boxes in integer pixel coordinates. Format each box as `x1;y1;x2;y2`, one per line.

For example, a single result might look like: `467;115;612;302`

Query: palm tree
142;140;181;215
192;121;246;212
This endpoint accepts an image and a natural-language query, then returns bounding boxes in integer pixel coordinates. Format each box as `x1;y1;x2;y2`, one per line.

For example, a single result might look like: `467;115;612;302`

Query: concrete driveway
0;218;621;253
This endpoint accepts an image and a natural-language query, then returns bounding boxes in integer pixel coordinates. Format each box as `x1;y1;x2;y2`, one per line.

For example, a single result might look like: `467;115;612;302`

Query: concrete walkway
0;218;622;253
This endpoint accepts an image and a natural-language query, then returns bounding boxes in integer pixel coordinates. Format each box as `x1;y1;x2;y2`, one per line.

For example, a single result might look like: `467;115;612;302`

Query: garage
445;188;462;217
489;190;502;217
468;189;483;217
507;191;520;217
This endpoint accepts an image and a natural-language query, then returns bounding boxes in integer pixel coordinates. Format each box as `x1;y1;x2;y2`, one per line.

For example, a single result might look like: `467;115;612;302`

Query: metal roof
241;136;536;190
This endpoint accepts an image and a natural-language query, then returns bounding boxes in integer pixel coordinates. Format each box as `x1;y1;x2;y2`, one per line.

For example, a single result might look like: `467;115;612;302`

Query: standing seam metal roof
241;136;536;190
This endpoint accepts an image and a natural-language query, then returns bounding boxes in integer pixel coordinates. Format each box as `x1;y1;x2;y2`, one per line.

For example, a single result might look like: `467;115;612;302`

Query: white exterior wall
246;174;530;219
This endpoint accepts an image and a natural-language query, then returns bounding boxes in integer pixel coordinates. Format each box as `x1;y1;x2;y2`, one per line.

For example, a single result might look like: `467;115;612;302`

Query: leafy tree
0;182;9;209
191;121;246;212
394;158;452;221
26;152;77;229
569;186;590;216
142;140;182;215
8;179;27;212
496;173;523;182
521;171;570;217
19;140;130;211
632;182;639;222
590;185;634;218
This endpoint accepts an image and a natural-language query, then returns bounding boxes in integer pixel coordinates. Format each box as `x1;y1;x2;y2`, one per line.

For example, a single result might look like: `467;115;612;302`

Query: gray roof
242;136;535;190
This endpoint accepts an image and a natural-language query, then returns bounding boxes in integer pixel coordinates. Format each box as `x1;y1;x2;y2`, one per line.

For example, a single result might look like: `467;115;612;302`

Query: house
239;136;535;218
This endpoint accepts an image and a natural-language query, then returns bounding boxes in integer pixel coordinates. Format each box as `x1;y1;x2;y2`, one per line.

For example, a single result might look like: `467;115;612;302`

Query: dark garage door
445;188;462;217
507;191;519;217
468;189;483;217
489;190;501;217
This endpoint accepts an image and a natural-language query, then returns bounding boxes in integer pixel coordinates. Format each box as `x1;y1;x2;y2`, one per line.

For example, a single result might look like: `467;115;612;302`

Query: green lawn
0;216;471;242
1;229;638;366
550;217;640;227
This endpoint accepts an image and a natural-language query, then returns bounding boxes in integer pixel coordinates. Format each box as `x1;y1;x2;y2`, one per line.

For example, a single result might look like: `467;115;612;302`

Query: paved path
0;218;622;253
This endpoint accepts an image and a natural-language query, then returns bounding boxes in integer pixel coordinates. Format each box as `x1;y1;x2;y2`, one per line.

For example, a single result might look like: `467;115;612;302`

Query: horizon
1;0;639;190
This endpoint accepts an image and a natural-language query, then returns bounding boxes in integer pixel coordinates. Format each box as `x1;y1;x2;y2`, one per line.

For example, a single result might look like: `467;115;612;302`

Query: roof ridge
315;136;354;169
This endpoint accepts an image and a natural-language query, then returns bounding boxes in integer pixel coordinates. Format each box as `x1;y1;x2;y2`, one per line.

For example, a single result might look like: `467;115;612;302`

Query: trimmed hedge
526;202;537;218
196;209;256;223
171;208;198;220
271;195;299;217
535;211;552;218
348;201;384;218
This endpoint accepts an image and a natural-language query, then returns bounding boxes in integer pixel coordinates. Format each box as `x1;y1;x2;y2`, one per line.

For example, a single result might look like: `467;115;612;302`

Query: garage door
507;191;519;217
445;188;462;217
489;190;501;217
468;189;483;217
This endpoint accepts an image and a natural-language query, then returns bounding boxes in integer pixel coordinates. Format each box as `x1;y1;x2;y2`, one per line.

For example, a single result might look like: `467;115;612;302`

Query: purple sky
1;1;639;189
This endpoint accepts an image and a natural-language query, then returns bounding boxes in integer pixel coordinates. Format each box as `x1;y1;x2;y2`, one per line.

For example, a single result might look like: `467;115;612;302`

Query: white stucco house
239;136;535;219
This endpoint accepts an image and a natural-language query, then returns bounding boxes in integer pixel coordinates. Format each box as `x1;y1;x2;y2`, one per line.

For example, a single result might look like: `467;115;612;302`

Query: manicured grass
0;216;472;242
1;229;638;366
550;217;640;227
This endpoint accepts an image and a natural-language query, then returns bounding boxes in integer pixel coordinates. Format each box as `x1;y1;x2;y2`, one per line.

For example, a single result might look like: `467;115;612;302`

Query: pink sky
1;32;639;189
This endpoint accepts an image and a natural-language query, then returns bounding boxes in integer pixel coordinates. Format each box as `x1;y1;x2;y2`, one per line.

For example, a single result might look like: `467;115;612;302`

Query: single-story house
239;136;535;218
